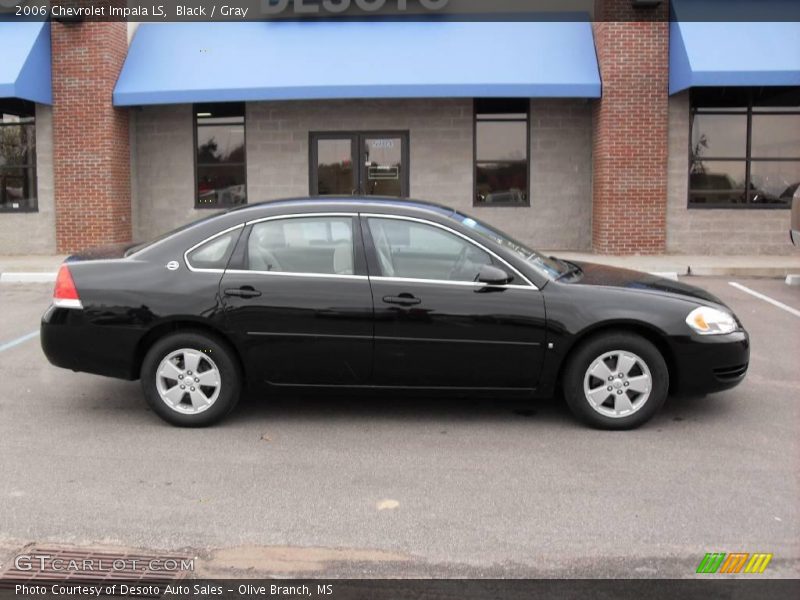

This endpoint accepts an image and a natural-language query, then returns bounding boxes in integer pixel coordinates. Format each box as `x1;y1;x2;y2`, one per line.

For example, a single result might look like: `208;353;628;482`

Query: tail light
53;264;83;309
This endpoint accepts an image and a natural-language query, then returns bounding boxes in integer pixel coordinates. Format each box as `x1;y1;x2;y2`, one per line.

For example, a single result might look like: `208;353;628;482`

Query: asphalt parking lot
0;277;798;578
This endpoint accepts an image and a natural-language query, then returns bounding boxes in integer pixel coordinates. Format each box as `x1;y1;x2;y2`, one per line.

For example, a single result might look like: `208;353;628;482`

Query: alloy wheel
155;348;221;414
582;350;652;418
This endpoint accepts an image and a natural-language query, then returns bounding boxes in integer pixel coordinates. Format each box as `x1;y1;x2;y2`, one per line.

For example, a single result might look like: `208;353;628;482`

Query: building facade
1;4;798;256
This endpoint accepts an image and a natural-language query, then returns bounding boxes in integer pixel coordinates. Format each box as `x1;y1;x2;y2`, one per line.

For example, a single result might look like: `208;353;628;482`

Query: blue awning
0;22;52;104
114;21;601;106
670;20;800;94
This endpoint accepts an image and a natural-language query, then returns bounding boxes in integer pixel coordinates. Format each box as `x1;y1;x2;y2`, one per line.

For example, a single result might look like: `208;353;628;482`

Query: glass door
310;132;409;197
310;134;357;196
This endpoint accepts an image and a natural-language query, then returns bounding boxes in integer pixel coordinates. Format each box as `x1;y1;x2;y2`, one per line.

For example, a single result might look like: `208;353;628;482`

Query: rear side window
186;229;239;270
247;216;354;275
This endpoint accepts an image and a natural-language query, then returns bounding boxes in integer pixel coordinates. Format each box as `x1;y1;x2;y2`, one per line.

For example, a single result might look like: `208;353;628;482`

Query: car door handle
224;286;262;299
382;294;421;306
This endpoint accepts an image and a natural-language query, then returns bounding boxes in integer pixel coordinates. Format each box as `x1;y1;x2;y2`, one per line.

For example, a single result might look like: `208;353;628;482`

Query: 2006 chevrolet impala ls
41;198;749;429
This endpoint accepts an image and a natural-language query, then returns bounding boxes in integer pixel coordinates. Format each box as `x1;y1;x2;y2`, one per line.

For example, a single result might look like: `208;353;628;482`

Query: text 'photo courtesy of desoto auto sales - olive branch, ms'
0;0;799;598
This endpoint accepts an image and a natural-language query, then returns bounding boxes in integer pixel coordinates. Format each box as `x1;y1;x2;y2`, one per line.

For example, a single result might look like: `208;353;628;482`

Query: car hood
565;261;725;306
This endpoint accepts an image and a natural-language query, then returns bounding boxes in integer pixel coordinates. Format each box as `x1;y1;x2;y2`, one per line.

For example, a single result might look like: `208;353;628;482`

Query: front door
310;132;409;197
362;214;547;390
219;213;374;386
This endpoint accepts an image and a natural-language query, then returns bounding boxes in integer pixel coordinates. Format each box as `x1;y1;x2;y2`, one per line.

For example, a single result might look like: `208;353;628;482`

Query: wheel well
133;320;244;380
555;323;677;394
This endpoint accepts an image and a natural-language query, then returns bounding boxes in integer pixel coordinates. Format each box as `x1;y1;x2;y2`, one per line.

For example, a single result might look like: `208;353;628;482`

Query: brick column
591;1;669;254
51;21;131;252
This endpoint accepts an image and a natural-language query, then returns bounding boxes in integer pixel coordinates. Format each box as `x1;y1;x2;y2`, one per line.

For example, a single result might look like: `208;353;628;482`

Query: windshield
453;212;567;279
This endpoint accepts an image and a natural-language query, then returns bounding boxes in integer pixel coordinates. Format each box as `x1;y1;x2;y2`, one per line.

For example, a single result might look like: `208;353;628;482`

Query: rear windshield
125;213;225;257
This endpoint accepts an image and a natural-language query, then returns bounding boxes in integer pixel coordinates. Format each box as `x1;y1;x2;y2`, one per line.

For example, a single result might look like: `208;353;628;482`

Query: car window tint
368;218;492;282
186;230;238;270
248;216;354;275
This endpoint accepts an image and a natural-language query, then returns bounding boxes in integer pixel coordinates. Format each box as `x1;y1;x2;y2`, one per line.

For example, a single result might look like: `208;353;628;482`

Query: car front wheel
563;332;668;430
141;331;241;427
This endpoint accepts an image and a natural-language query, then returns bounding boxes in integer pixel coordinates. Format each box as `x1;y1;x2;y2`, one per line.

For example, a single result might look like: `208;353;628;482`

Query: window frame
688;89;800;210
0;100;37;213
473;99;531;208
193;102;248;210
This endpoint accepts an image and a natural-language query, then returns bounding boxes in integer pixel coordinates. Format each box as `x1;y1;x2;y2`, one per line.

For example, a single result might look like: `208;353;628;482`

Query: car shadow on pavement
226;389;574;427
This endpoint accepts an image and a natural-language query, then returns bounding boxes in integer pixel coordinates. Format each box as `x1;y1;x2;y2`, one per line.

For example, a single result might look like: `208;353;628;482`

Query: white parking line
0;330;39;353
728;282;800;319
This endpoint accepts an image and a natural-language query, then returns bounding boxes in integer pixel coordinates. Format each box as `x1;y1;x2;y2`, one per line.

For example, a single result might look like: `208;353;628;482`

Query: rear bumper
670;330;750;394
41;306;140;380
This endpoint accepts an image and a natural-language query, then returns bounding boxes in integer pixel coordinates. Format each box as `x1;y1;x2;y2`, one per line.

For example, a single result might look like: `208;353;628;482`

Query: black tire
140;330;241;427
563;332;668;430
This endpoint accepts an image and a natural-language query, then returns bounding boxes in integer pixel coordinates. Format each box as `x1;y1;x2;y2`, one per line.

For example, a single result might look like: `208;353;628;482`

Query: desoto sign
262;0;450;15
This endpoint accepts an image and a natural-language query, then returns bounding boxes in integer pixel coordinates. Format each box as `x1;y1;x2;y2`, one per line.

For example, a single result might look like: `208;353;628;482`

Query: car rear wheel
563;332;668;430
141;331;241;427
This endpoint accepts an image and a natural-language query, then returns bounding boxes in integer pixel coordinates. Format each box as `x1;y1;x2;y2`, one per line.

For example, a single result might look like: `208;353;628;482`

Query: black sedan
41;198;749;429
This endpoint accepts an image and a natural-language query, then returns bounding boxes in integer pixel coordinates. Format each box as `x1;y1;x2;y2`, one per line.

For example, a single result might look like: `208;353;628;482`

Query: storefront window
0;99;36;212
474;99;529;206
194;103;246;208
689;87;799;208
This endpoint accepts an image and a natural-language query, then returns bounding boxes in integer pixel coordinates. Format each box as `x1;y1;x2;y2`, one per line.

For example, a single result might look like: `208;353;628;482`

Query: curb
786;275;800;287
0;272;57;283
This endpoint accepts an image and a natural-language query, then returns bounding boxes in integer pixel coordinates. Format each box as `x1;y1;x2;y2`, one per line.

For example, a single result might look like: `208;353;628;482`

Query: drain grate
0;545;193;584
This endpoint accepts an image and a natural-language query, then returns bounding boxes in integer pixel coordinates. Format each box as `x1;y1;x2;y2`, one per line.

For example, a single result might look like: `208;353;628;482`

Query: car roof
226;196;458;219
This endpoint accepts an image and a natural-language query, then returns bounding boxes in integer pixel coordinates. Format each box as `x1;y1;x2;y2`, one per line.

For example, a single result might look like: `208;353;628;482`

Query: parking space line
728;282;800;319
0;330;39;353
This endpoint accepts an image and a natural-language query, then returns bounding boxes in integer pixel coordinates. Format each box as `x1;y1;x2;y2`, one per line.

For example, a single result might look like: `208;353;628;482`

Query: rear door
219;213;374;386
362;214;547;390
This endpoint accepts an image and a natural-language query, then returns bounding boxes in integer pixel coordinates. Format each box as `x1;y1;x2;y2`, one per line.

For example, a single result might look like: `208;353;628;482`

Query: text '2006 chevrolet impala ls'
41;198;749;429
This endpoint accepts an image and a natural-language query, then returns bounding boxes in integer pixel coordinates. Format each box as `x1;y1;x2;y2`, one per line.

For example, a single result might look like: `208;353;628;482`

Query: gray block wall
666;92;793;255
132;99;593;250
0;104;56;255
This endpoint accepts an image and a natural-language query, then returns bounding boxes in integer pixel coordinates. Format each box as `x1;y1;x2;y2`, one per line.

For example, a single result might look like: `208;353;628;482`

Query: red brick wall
592;1;669;254
51;22;131;253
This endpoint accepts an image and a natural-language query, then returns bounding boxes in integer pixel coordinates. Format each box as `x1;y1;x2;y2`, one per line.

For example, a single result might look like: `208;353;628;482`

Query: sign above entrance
263;0;450;17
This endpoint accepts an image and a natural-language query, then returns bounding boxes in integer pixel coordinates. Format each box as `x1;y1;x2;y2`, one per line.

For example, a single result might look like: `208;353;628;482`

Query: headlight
685;306;738;335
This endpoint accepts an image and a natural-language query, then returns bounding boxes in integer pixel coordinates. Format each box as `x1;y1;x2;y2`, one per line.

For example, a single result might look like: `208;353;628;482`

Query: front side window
368;217;492;282
0;99;36;212
474;99;529;206
689;87;799;208
195;103;246;209
247;216;354;275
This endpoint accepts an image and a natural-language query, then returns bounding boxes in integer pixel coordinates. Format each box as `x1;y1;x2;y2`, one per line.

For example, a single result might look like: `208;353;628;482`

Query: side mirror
476;264;513;285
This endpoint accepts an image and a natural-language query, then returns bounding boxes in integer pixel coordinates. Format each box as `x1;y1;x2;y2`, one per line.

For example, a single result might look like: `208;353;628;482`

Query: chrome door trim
224;269;368;281
369;276;534;291
245;212;357;227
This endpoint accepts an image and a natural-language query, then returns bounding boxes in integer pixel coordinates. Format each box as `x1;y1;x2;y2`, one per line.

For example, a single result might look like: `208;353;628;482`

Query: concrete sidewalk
1;252;799;282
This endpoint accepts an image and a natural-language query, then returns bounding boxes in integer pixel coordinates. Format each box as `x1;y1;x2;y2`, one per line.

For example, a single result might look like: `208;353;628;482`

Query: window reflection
316;138;354;196
474;99;529;206
689;88;799;209
194;103;246;208
0;99;36;212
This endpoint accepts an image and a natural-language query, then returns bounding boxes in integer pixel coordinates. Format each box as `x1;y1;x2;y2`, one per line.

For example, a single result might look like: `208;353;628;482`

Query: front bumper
670;329;750;394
